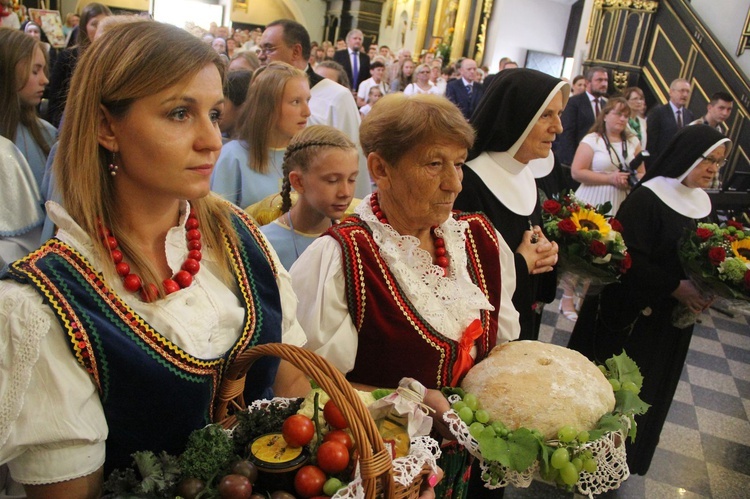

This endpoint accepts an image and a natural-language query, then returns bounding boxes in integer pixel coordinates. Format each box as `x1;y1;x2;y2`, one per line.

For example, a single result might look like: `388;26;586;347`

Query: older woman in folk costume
568;125;728;475
0;21;309;497
454;68;566;340
291;93;520;497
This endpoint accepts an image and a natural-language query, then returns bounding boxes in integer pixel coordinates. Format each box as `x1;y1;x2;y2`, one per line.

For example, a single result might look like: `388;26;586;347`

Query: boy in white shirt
356;60;387;108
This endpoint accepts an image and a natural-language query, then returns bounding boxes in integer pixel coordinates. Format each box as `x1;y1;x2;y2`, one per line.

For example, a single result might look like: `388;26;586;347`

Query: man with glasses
258;19;371;197
646;78;695;166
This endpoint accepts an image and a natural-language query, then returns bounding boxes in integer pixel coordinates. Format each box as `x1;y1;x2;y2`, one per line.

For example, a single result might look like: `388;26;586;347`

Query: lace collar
355;195;494;341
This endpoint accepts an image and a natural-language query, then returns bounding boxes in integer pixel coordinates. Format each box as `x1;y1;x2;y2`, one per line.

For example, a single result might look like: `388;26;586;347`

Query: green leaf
597;201;613;216
596;413;624;433
615;389;651;416
478;435;511;467
372;388;395;400
606;351;644;389
537;443;555;476
507;428;540;471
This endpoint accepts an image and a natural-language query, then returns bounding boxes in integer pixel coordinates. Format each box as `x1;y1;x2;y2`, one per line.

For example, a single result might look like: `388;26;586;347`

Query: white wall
689;0;750;80
483;0;572;72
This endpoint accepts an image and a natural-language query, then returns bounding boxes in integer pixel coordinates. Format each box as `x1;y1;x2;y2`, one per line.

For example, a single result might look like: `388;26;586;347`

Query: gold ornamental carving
233;0;248;13
593;0;658;13
474;0;494;64
738;7;750;56
612;70;629;92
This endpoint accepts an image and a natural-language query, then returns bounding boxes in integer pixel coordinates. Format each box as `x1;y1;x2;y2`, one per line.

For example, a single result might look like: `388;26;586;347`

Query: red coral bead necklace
100;209;202;301
370;192;450;276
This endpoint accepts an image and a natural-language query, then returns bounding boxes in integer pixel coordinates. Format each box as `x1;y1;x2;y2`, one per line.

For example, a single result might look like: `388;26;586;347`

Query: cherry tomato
316;440;350;474
323;399;348;429
282;414;315;447
294;465;326;498
217;474;253;499
230;460;258;484
175;477;205;499
269;493;295;499
323;429;354;450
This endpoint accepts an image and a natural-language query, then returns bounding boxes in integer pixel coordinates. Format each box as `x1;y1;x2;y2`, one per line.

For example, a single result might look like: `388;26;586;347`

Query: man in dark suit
646;78;694;163
333;29;370;92
552;66;609;167
445;57;483;120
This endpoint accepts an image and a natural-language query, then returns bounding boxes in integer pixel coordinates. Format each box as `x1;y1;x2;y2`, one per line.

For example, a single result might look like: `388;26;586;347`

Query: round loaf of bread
461;340;615;440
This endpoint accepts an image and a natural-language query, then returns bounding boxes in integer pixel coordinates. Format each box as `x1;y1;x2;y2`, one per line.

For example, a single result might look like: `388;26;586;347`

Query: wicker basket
213;343;429;499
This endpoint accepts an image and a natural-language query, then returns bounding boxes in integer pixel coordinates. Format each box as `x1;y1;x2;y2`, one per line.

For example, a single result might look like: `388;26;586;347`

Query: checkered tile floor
503;289;750;499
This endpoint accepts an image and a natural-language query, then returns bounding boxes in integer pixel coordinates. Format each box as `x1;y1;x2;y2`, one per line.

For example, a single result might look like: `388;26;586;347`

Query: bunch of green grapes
480;462;506;487
544;425;598;487
450;392;600;490
450;393;509;484
451;394;492;431
598;365;640;394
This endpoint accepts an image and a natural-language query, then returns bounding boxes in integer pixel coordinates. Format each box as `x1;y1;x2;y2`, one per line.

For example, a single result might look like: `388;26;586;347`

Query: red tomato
294;465;326;498
282;414;315;447
316;440;350;474
323;429;354;450
217;474;253;499
323;400;348;429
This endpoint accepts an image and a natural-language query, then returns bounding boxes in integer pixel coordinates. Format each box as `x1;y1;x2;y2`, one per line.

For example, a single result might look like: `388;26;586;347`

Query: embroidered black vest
5;206;282;474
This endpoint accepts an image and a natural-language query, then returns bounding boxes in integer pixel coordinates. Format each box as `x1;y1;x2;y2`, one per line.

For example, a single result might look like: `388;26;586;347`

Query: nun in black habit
454;68;569;340
567;125;730;475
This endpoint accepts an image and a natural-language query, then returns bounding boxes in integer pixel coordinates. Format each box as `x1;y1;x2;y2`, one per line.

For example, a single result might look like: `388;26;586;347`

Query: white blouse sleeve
495;229;521;344
289;236;358;374
0;281;106;485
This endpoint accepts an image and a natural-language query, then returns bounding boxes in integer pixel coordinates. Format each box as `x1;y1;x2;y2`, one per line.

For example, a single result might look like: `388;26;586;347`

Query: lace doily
444;409;630;498
332;436;441;499
355;194;493;341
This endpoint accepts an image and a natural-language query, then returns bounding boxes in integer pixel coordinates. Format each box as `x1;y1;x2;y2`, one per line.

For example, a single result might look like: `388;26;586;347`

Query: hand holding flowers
678;220;750;321
541;192;630;285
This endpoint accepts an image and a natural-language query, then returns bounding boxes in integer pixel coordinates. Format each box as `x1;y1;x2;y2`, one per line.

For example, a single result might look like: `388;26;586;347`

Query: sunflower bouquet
677;220;750;324
541;191;630;286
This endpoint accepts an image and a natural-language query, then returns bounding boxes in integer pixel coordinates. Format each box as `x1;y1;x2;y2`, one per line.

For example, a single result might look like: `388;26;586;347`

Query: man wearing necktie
445;57;484;120
333;29;370;92
552;66;609;170
646;78;695;165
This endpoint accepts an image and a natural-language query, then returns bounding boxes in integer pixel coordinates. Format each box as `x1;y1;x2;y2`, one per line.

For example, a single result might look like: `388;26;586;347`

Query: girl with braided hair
260;125;359;269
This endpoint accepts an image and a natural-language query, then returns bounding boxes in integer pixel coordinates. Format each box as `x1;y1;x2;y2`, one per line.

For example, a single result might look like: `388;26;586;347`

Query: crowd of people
0;7;738;498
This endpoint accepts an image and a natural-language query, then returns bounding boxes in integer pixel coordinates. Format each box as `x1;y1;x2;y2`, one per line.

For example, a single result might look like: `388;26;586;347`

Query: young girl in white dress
359;86;383;118
260;125;359;269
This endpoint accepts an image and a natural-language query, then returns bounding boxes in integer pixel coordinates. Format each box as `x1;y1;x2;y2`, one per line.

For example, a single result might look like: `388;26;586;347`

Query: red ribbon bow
450;319;483;386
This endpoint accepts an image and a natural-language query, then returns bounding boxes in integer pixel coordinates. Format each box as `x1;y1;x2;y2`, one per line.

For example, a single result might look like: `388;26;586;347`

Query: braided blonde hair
280;125;356;213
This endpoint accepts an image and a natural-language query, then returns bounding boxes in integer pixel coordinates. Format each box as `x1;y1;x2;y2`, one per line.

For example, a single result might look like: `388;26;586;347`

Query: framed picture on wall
28;9;66;48
524;50;565;77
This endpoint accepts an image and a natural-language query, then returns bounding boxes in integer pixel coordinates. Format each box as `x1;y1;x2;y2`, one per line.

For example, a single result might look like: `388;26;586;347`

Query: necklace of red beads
369;192;450;276
100;209;202;302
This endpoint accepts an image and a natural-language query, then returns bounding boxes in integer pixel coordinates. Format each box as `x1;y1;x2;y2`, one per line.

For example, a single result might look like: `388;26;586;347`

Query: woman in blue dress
211;62;312;208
